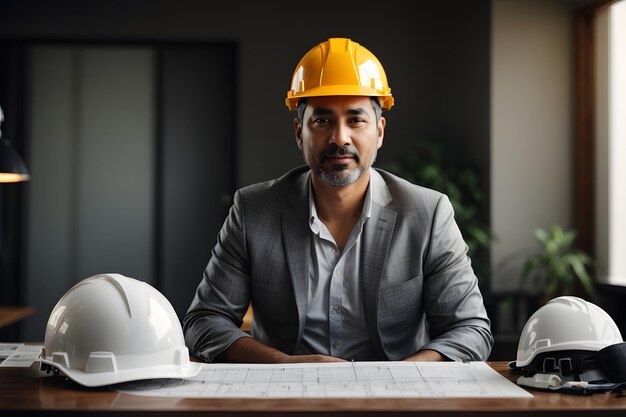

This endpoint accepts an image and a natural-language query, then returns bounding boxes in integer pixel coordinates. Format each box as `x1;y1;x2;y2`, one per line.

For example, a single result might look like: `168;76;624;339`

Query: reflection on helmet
285;38;394;111
40;273;201;387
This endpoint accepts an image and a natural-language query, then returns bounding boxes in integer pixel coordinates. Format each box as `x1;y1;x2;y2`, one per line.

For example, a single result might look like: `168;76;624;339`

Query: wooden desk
0;362;624;416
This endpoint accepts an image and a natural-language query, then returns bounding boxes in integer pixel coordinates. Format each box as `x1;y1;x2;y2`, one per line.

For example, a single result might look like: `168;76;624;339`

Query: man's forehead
306;96;374;114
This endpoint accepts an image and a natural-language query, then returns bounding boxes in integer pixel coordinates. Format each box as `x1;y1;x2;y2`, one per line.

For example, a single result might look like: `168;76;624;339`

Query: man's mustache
320;144;360;161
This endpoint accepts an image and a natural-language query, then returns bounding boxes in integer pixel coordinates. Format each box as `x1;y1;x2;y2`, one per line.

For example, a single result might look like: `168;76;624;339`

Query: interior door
23;42;235;340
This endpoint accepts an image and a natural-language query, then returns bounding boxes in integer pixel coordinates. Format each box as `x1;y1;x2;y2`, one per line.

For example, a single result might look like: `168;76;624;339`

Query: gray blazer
184;166;493;363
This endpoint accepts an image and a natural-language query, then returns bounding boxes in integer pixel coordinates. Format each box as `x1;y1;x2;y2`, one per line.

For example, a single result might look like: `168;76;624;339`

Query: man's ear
377;116;386;149
294;118;303;149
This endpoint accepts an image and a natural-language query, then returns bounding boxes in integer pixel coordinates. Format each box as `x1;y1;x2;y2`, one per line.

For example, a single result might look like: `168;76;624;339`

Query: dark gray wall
0;0;491;186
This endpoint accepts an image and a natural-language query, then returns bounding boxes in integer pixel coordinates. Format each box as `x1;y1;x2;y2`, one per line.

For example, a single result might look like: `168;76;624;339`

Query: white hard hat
40;273;201;387
515;296;622;368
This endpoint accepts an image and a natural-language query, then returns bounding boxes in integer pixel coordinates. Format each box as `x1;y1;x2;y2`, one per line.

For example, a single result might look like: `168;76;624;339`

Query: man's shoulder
374;168;444;206
237;166;308;203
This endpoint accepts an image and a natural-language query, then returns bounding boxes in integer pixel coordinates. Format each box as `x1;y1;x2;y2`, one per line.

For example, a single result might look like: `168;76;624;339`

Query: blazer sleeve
183;189;253;362
419;194;494;361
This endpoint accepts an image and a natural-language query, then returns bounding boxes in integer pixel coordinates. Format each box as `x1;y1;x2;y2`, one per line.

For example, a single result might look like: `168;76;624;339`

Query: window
576;0;626;286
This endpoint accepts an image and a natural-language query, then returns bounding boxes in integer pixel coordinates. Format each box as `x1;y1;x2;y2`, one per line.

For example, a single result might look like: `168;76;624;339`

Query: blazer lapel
361;170;397;357
281;171;311;343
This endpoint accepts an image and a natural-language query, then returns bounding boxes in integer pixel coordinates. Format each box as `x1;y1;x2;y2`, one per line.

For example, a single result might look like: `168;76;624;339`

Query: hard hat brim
41;358;202;387
286;87;394;111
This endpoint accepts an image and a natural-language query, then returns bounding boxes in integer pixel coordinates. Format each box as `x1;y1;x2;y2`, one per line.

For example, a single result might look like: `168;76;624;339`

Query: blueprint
0;343;42;367
114;361;533;398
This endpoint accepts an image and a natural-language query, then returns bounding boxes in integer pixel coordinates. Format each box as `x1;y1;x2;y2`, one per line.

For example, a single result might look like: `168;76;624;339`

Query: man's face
294;96;385;187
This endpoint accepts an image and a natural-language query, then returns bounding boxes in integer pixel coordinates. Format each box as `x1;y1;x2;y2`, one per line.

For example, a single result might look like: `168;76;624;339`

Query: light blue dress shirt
294;170;379;360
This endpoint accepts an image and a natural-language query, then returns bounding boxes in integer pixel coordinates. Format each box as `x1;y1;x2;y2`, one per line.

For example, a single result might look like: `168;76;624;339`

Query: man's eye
313;117;332;124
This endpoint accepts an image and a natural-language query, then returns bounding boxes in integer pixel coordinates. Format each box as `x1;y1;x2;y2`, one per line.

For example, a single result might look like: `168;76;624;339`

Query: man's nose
329;122;351;147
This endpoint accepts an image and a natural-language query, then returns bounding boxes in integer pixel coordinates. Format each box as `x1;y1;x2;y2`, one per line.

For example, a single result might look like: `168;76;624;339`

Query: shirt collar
308;169;374;235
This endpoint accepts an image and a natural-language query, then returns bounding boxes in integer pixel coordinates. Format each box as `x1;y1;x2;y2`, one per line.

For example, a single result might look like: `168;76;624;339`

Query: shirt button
333;343;341;349
330;248;336;253
332;304;340;311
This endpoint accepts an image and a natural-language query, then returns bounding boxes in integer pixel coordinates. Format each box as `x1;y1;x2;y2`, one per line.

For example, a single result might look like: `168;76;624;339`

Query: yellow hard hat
285;38;394;111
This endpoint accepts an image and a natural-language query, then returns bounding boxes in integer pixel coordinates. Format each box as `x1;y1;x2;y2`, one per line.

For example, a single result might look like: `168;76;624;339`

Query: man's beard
311;144;376;187
314;165;363;187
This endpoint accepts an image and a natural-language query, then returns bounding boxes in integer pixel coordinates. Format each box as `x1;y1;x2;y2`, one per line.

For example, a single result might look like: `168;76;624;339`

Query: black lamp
0;106;30;183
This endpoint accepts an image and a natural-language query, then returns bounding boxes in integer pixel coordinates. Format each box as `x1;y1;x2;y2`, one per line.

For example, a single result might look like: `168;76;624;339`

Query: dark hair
295;97;382;123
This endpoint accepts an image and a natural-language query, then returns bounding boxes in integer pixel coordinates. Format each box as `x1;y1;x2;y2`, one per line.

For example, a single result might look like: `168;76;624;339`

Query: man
184;38;493;363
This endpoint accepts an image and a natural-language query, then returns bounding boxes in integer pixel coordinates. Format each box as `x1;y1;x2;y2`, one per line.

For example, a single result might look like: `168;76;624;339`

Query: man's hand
402;349;444;362
218;337;345;363
285;354;346;363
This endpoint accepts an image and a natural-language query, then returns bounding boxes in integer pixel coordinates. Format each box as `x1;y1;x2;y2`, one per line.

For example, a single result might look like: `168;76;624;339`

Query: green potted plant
519;224;595;302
